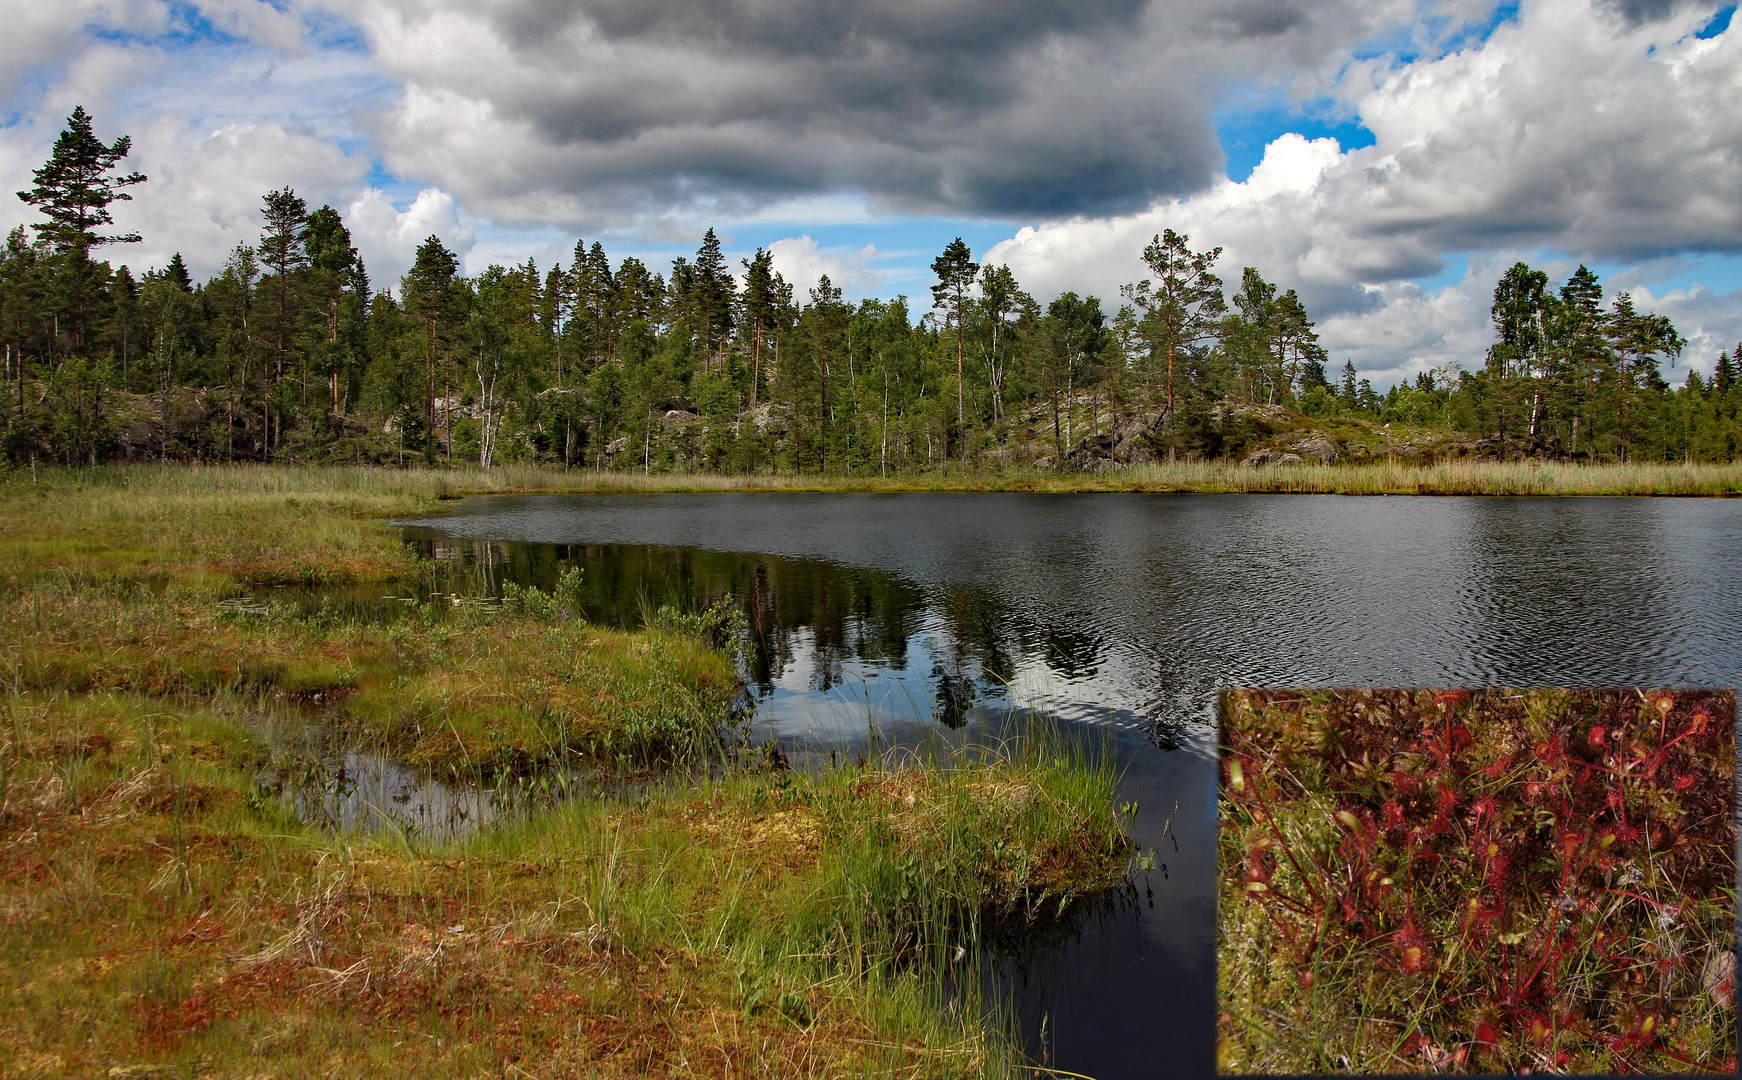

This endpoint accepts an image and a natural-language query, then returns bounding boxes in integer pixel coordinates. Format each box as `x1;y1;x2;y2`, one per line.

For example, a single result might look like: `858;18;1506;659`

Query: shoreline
13;459;1742;500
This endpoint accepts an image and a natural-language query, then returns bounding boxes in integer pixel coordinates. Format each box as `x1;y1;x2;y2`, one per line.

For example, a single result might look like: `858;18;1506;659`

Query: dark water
400;492;1742;1079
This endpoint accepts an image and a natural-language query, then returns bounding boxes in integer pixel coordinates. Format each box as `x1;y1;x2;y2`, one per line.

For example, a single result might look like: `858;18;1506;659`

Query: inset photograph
1218;689;1737;1074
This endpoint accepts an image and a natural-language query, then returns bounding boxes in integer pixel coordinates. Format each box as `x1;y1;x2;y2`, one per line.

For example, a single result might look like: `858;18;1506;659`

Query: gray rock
1291;435;1339;463
1241;450;1306;468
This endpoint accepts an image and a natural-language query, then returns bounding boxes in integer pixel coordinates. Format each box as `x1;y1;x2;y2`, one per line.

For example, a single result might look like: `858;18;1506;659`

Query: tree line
6;108;1739;471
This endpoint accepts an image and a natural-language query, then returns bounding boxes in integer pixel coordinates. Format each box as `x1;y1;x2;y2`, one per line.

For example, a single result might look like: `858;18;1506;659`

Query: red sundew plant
1217;689;1737;1075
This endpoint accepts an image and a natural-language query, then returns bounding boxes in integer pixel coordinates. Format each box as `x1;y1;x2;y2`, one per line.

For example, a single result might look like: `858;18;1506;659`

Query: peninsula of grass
1217;689;1737;1075
0;468;1138;1076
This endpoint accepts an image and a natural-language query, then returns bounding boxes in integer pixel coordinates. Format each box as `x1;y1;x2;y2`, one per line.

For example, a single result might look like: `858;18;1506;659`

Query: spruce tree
402;235;461;462
693;229;734;370
741;248;776;408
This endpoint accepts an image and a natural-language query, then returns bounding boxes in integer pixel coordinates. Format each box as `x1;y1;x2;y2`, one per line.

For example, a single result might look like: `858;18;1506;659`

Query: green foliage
14;106;145;255
2;107;1733;469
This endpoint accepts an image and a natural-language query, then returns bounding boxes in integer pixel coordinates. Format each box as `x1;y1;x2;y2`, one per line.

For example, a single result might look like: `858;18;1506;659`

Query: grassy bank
0;469;1137;1076
13;457;1742;498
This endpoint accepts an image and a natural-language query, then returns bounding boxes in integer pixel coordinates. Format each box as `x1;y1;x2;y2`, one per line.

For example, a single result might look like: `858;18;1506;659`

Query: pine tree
305;205;364;414
1122;230;1224;456
211;244;258;459
569;241;614;365
613;256;662;329
1606;292;1682;460
107;265;139;384
1040;293;1106;467
16;107;145;255
805;275;846;471
16;107;146;352
1274;290;1327;398
976;264;1025;422
1555;265;1608;457
258;188;310;453
930;238;976;459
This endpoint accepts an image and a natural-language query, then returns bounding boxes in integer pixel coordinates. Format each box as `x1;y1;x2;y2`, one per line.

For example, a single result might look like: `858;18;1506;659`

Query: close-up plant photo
1218;689;1737;1075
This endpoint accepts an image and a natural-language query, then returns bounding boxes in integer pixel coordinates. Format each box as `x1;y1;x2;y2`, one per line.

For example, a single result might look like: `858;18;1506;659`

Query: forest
6;107;1740;472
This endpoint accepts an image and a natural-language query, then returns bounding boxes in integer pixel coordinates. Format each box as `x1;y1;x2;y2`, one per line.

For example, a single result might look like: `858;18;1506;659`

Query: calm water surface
401;493;1742;1079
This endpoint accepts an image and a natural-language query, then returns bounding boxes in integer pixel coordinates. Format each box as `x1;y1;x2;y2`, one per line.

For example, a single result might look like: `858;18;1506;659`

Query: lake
401;492;1742;1079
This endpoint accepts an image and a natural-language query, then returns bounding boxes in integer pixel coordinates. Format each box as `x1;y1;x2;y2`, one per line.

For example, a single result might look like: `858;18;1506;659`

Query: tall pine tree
16;107;146;352
930;238;976;459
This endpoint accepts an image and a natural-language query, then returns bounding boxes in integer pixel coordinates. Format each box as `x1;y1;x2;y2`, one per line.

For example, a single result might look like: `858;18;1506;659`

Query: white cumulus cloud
766;236;882;301
347;186;476;293
984;0;1742;382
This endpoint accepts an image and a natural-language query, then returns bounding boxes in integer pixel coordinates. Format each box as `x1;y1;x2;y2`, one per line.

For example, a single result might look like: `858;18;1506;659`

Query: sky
3;0;1741;389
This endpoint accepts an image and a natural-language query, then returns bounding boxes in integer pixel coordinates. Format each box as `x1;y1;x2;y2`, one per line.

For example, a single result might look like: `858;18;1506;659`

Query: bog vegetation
1218;689;1737;1075
8;108;1742;475
0;469;1138;1075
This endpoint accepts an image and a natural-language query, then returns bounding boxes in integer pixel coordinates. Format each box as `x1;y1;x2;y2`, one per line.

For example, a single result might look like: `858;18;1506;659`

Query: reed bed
11;457;1742;501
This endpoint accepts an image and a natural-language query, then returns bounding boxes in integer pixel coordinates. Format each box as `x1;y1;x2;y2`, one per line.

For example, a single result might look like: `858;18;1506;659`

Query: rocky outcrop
1289;435;1340;463
1241;449;1306;467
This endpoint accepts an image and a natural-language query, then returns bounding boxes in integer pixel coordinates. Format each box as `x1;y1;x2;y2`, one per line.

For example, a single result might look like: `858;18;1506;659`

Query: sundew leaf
1217;688;1737;1076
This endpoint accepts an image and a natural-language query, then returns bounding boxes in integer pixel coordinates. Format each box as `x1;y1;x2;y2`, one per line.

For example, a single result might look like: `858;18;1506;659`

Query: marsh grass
0;466;1139;1076
0;690;1131;1076
8;458;1742;505
1217;689;1737;1075
0;473;742;775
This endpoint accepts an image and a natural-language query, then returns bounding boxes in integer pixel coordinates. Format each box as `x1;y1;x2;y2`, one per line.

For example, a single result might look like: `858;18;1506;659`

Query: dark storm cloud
1202;1;1310;40
371;0;1417;222
542;0;1151;57
1600;0;1696;25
